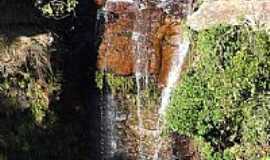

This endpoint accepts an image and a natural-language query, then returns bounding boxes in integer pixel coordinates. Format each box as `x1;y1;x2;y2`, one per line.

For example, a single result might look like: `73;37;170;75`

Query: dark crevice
54;0;101;159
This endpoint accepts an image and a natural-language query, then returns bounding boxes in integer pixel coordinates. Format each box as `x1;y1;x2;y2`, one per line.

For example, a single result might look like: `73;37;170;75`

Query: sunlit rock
187;0;270;31
154;19;183;87
97;2;164;75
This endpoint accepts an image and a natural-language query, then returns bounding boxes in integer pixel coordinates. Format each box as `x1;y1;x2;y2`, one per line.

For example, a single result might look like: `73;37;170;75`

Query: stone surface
154;19;183;87
172;133;200;160
97;2;137;75
97;2;164;76
97;1;191;86
187;0;270;31
95;0;106;7
97;1;196;159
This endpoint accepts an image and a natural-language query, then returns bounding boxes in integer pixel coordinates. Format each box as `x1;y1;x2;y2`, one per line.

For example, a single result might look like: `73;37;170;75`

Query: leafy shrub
35;0;78;19
166;25;270;160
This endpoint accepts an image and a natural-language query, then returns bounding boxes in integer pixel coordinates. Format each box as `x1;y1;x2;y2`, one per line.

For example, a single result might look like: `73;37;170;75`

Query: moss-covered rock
96;71;175;159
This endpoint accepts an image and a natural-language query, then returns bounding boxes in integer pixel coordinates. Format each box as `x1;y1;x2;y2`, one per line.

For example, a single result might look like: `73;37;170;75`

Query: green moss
95;71;135;94
166;25;270;160
95;71;161;100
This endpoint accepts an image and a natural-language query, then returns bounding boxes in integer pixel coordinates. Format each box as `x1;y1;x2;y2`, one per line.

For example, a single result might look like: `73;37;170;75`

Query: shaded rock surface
187;0;270;31
172;134;200;160
97;75;173;160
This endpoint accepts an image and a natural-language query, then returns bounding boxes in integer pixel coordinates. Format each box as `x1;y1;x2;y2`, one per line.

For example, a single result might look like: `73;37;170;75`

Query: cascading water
100;92;118;159
98;3;121;159
154;1;194;159
132;1;148;159
153;37;190;160
97;0;195;159
159;38;190;115
132;1;167;159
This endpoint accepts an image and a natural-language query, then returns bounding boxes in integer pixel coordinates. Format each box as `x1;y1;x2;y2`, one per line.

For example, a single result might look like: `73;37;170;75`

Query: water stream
99;2;120;159
154;38;190;160
159;38;190;116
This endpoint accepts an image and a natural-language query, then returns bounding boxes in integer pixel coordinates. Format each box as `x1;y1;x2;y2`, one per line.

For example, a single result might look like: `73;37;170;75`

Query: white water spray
98;1;123;158
101;93;118;159
159;38;190;115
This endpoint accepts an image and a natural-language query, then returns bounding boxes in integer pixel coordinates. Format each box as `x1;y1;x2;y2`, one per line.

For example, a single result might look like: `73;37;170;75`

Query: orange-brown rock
187;0;270;31
97;2;164;75
97;2;136;75
154;19;182;87
98;35;134;75
104;1;137;13
97;1;193;86
94;0;106;7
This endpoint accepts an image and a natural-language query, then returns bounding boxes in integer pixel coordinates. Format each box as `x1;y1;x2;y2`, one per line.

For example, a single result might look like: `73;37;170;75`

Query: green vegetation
0;36;63;159
35;0;78;19
166;25;270;160
95;71;160;102
95;71;161;129
95;71;135;95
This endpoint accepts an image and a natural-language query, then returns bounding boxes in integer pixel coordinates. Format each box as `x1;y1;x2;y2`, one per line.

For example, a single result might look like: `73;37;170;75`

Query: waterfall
153;37;190;160
153;0;194;158
132;1;152;159
159;38;190;115
98;2;120;159
100;92;118;159
98;0;194;159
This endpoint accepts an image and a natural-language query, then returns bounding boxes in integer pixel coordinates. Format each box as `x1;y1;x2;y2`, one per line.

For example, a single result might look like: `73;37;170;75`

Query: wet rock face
97;2;164;76
97;1;191;86
97;74;173;160
154;20;182;87
97;1;196;159
97;2;137;75
187;0;270;31
172;133;200;160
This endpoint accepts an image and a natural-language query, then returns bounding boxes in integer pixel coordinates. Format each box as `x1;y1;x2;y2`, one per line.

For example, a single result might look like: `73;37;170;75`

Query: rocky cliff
97;0;192;87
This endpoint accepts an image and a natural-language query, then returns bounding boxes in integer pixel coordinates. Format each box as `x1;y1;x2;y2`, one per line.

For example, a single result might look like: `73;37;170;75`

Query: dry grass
0;33;53;79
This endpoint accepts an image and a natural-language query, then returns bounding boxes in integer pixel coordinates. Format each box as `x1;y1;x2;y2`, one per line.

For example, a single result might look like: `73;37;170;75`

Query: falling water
98;1;124;159
153;0;194;158
98;0;194;159
100;92;118;159
159;38;190;115
153;37;190;160
132;1;152;159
